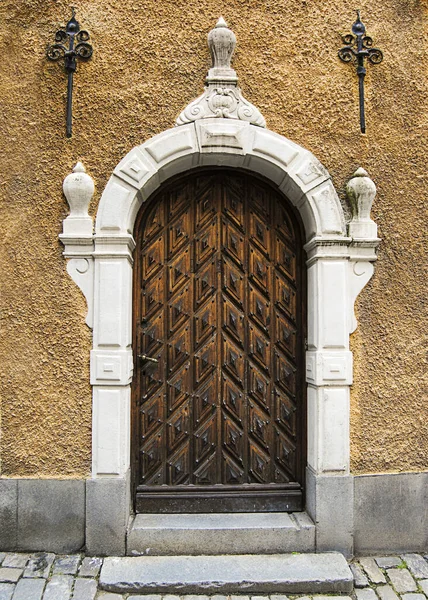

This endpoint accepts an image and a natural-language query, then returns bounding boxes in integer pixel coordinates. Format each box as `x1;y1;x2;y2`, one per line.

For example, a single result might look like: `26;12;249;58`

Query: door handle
138;354;159;374
138;354;159;364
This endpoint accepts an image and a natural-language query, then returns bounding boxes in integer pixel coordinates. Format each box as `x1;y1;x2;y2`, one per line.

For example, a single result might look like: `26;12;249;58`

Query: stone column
305;239;354;556
86;234;135;555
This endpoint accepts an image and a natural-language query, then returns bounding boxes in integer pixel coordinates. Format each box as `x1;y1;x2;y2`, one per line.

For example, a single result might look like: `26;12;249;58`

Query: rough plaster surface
0;0;426;476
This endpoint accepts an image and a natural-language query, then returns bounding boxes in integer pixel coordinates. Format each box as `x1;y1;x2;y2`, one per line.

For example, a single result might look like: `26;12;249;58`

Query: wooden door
132;170;306;512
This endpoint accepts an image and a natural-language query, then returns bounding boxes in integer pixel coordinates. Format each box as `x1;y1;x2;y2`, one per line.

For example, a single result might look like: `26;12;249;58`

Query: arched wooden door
132;170;306;512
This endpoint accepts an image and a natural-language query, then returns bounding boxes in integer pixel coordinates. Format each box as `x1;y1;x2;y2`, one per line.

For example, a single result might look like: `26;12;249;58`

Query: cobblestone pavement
0;552;427;600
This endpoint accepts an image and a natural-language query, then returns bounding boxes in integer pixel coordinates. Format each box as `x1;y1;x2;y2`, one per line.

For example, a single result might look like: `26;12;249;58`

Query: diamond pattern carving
249;444;270;483
223;417;244;464
223;300;244;346
195;218;217;269
167;403;190;453
249;246;270;290
194;300;216;350
142;236;164;281
141;347;164;398
141;434;163;484
275;389;296;438
249;286;270;331
194;454;216;485
142;274;163;321
249;211;270;256
223;455;244;485
248;364;270;411
223;177;244;229
275;312;297;359
168;186;188;219
195;415;216;464
222;335;244;385
249;403;270;450
168;445;190;485
222;258;244;307
275;235;296;283
140;390;163;441
222;376;243;422
275;429;297;479
142;312;163;355
249;324;270;371
167;326;190;375
274;351;296;397
195;262;216;308
167;363;190;415
222;220;244;267
135;172;303;500
194;380;216;426
274;274;296;321
168;286;191;335
168;249;190;297
195;336;216;385
143;203;164;243
168;207;191;258
275;202;296;243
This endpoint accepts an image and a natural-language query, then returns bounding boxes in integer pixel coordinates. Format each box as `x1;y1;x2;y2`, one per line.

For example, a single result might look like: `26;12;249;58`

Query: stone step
100;552;353;595
127;512;315;556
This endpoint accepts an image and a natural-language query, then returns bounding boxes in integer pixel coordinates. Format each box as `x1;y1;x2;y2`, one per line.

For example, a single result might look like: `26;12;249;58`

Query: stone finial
207;17;237;78
63;162;95;217
175;18;266;128
59;162;95;329
346;167;378;239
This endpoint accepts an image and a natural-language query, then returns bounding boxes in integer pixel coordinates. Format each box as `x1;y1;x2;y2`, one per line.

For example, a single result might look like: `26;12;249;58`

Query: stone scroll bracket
346;167;381;334
59;162;95;328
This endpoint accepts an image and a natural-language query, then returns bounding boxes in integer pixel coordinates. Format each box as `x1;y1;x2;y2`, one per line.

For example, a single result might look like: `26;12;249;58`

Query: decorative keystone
63;162;95;217
176;18;266;128
346;167;378;239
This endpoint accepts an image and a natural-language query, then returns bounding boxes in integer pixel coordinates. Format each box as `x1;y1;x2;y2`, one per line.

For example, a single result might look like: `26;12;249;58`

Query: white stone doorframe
60;119;379;556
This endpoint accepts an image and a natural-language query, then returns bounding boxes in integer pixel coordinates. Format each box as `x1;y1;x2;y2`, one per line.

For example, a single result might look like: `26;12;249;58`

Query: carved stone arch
59;19;380;557
96;121;346;241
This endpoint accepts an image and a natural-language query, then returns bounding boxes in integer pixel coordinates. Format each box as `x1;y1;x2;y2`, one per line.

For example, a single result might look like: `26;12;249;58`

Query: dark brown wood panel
132;170;306;512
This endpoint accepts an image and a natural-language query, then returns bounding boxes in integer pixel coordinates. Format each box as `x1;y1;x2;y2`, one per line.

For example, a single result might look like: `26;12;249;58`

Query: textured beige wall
0;0;426;477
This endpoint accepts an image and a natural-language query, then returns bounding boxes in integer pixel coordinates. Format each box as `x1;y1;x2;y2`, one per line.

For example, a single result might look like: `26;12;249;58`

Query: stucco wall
0;0;426;477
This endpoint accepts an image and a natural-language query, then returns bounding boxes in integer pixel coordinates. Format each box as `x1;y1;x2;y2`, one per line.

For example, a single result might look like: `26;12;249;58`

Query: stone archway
59;18;379;556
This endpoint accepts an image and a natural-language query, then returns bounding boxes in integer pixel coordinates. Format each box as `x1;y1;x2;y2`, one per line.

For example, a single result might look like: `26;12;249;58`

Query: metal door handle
138;354;159;364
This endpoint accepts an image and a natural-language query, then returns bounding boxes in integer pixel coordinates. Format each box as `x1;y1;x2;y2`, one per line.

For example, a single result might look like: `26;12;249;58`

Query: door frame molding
60;118;379;555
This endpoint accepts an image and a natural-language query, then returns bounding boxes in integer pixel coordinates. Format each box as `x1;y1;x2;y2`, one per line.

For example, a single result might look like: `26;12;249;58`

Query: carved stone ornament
59;162;95;328
63;161;94;218
346;167;378;239
176;17;266;128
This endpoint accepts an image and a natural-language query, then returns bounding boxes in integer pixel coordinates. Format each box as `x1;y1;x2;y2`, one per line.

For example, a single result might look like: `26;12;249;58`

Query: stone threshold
127;512;315;556
100;552;353;595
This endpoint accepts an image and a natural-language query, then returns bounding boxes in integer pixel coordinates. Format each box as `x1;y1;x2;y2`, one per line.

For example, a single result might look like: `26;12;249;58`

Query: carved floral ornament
176;17;266;128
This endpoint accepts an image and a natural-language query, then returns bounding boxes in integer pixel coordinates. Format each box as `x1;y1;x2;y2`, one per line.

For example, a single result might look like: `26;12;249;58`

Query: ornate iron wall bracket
47;8;93;138
338;11;383;133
